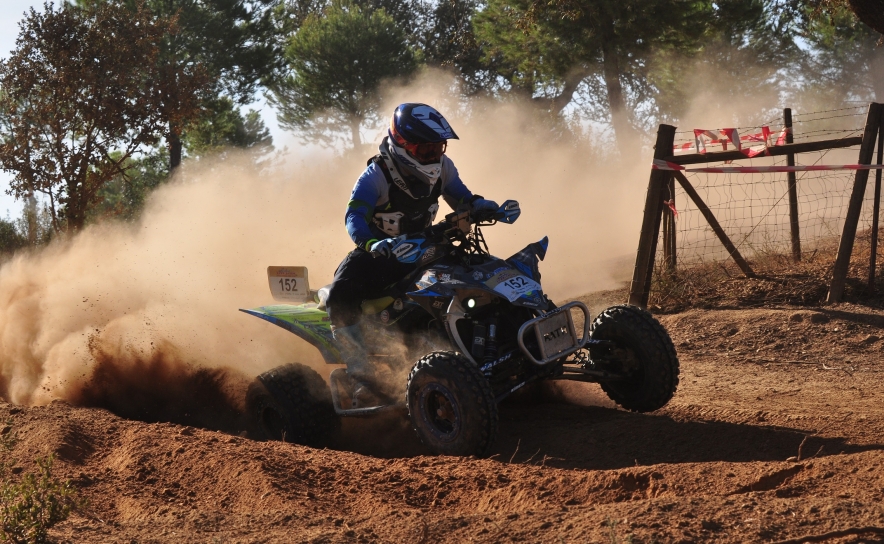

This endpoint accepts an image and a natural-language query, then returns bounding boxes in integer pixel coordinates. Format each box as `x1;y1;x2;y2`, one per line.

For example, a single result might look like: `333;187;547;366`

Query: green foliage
419;0;486;87
796;2;884;105
184;98;275;159
0;220;26;255
7;0;878;185
0;455;78;544
0;423;80;544
76;0;279;169
0;202;52;255
269;0;418;149
474;0;711;146
77;0;280;104
90;100;274;222
648;1;803;128
796;0;884;35
90;148;171;221
15;199;54;249
604;518;634;544
0;420;17;503
0;2;206;233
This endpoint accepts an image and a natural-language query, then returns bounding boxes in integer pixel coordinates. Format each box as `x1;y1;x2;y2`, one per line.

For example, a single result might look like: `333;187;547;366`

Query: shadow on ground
492;401;878;470
326;397;880;469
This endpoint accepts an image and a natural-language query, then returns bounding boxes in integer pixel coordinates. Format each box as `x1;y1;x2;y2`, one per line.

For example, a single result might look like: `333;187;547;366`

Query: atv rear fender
240;305;343;364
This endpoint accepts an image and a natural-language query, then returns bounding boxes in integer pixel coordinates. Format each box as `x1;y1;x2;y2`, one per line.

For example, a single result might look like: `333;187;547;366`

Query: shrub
0;426;80;544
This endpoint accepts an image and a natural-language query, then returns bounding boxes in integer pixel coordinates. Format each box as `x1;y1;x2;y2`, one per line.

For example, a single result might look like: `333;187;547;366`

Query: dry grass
647;228;884;312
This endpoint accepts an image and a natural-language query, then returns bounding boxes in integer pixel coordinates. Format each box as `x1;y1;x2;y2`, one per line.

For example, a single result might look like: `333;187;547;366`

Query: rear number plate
268;266;309;301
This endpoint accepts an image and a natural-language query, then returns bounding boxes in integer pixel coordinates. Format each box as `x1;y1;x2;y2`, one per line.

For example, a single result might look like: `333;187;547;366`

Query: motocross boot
332;324;381;408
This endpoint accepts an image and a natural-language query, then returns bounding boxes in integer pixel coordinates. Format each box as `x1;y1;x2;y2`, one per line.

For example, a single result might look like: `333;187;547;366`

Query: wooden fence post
827;102;883;303
784;108;801;262
628;124;676;308
868;122;884;292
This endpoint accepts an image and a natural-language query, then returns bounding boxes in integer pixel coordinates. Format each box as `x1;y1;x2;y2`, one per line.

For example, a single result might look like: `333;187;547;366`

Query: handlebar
370;200;521;260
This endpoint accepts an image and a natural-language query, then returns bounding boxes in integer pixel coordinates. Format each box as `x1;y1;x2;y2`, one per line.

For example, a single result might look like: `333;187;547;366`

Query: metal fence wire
650;106;883;307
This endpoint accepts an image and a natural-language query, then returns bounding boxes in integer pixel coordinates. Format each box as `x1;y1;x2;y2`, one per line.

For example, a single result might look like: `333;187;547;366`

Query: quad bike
241;201;679;456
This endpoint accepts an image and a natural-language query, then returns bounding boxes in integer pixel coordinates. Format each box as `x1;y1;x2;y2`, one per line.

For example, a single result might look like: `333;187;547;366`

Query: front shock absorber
471;320;486;361
484;317;498;363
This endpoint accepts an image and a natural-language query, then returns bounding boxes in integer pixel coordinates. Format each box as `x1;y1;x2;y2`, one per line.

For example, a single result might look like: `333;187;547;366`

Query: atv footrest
334;404;404;417
517;301;590;365
329;368;405;417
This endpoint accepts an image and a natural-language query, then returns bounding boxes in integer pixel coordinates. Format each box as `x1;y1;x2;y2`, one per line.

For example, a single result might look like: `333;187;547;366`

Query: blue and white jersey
345;153;473;249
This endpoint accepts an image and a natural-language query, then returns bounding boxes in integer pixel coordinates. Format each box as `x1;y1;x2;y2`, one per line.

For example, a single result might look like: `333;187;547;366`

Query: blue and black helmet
388;103;459;166
389;103;459;145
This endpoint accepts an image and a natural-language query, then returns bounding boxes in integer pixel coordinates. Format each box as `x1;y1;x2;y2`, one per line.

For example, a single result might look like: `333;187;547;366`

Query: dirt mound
2;304;884;542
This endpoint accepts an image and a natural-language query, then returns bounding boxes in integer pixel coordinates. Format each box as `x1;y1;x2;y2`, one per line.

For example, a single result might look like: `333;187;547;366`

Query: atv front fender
240;305;343;364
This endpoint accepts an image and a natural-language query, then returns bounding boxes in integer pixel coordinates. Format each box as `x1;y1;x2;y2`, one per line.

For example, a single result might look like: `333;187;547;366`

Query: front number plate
486;270;541;302
536;311;576;357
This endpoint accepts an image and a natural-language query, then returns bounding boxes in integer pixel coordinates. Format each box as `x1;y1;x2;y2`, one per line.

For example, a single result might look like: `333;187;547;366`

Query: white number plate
486;270;541;302
268;266;309;301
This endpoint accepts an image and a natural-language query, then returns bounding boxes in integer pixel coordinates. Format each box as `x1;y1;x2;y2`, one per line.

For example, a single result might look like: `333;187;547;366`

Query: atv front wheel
246;363;339;445
590;305;679;412
406;351;498;457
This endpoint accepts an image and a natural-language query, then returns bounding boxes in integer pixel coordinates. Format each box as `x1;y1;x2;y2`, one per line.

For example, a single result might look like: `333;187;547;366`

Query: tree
0;2;205;233
847;0;884;35
91;100;274;222
16;197;53;247
88;149;170;221
420;0;489;92
474;0;711;147
269;0;418;150
0;218;27;254
647;0;801;128
77;0;280;170
796;0;884;35
788;0;884;102
183;97;274;159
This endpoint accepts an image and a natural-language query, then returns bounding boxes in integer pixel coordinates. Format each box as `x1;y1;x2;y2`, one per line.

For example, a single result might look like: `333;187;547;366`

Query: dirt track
5;302;884;543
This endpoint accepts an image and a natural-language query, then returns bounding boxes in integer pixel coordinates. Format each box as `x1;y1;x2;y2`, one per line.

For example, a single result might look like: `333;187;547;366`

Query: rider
326;102;503;405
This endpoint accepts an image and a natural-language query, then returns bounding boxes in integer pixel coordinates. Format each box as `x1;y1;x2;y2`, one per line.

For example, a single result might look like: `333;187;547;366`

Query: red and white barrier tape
673;126;790;157
652;159;884;173
653;159;686;170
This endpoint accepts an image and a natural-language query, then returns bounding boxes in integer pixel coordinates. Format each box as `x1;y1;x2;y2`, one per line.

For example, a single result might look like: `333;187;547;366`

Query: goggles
407;140;447;164
391;125;447;164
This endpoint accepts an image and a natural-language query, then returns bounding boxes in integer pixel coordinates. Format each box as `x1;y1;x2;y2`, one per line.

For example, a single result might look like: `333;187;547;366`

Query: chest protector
369;152;441;237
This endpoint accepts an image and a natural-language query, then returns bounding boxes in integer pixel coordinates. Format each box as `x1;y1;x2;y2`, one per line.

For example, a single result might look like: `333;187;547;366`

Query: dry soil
4;301;884;543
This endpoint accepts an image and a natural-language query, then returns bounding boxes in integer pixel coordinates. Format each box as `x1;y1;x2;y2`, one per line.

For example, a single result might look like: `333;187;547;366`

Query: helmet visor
405;140;447;164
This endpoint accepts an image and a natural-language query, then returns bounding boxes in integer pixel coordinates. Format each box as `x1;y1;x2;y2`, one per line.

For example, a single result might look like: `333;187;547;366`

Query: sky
0;1;37;218
0;1;295;221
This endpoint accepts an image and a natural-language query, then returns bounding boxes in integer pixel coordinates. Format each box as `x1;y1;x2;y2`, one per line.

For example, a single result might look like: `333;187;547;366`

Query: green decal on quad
240;305;342;364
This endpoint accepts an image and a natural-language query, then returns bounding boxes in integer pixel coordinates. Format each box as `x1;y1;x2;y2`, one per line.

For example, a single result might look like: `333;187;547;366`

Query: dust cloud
0;71;654;413
0;153;361;410
380;71;649;297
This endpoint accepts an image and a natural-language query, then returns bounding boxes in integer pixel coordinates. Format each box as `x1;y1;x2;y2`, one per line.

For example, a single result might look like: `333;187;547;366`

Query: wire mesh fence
649;105;884;309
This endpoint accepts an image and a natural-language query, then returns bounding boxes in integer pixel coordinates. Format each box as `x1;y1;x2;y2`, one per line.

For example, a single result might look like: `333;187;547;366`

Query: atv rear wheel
246;363;339;445
406;351;498;457
590;305;679;412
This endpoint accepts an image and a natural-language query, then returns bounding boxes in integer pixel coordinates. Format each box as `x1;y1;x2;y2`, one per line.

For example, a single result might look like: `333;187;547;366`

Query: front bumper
517;301;590;365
